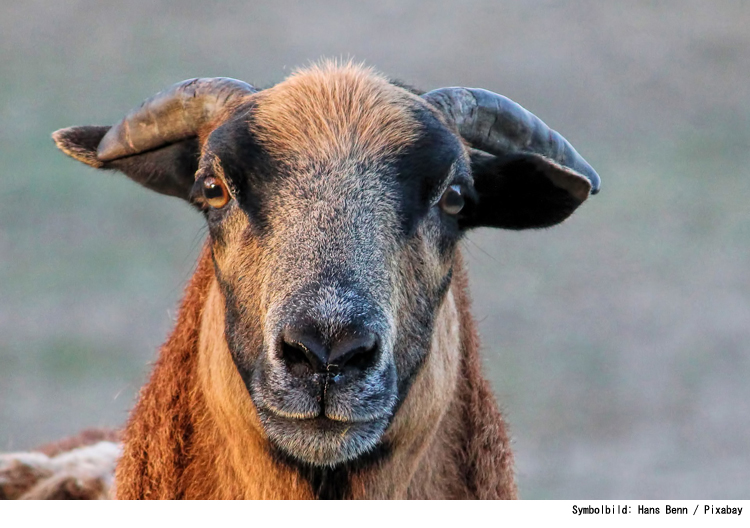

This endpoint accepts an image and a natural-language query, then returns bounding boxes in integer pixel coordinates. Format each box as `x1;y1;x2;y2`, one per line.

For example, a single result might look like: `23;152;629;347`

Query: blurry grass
37;338;137;380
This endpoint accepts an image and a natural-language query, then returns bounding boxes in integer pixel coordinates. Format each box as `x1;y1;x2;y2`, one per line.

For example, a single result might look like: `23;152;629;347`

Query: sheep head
53;63;599;468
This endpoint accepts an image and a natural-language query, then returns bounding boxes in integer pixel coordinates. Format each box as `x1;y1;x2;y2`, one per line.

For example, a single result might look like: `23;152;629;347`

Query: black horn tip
578;164;601;195
587;167;601;195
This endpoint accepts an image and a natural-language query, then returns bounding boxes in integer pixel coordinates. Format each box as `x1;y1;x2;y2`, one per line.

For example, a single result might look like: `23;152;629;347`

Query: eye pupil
203;177;230;208
440;185;464;215
204;181;223;199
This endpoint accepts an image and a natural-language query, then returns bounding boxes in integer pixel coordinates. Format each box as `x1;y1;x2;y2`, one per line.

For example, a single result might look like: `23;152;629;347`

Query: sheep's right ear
53;126;199;201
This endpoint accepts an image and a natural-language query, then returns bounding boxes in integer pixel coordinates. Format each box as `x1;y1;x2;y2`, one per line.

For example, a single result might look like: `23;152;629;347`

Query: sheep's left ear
462;151;592;230
423;86;599;229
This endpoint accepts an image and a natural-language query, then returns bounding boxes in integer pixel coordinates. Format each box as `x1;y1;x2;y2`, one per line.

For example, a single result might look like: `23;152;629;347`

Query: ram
0;62;599;499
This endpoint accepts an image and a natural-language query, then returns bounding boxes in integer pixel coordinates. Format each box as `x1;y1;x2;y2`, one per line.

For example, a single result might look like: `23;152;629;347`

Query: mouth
250;362;398;467
256;409;392;467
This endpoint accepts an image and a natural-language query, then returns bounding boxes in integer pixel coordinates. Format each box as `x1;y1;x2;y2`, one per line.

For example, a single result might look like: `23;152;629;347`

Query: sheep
0;429;120;499
5;62;599;499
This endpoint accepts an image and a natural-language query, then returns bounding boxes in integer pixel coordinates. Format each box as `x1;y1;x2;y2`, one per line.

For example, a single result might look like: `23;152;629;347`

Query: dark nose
280;325;380;376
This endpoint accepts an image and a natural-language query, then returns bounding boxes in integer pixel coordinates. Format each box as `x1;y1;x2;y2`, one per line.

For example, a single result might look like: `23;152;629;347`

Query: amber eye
439;184;464;215
202;177;230;209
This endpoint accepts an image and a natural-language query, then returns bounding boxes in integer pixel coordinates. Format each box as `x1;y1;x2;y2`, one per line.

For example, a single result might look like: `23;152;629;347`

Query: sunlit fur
252;62;422;163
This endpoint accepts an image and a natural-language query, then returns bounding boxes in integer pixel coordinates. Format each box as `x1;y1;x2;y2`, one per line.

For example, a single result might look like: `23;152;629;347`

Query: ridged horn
97;77;257;162
423;87;600;193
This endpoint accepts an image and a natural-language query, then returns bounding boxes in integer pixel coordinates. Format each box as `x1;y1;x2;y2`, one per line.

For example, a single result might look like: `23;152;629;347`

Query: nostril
279;326;381;376
328;334;379;373
337;343;378;372
280;339;326;376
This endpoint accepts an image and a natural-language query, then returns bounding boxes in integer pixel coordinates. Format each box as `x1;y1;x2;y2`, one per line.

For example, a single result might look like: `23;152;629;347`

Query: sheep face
196;70;469;466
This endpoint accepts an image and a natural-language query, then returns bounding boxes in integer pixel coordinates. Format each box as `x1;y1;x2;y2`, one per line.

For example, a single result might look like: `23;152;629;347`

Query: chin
258;410;391;467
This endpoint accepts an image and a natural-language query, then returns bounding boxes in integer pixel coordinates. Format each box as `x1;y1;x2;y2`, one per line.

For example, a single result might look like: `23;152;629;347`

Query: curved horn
97;77;257;162
423;87;600;194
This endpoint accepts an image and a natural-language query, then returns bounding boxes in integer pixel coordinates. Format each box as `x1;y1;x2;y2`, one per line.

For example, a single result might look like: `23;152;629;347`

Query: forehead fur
252;62;422;164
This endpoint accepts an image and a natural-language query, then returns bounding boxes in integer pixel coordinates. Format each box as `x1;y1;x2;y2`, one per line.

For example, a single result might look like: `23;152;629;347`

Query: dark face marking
188;69;473;485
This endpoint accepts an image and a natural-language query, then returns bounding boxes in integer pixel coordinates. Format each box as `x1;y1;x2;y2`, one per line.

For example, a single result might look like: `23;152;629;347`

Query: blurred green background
2;1;748;498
